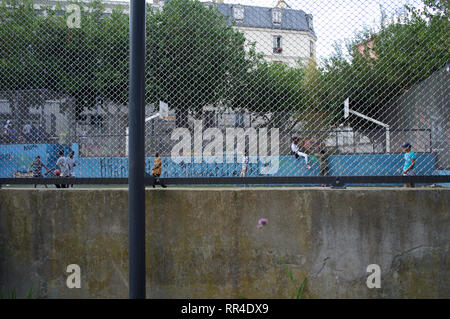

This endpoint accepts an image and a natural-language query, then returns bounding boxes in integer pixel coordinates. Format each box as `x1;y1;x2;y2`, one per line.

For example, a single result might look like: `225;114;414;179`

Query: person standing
66;150;77;188
240;150;250;187
307;137;330;186
152;152;167;188
50;150;70;188
27;155;50;188
311;137;330;177
401;142;417;188
23;122;32;143
3;119;10;135
240;150;249;177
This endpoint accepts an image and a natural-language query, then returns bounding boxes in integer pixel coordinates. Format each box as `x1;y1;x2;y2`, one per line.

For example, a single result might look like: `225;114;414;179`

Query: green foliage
0;0;445;132
0;285;35;299
321;0;449;131
25;285;34;299
146;0;254;124
232;61;305;128
0;0;129;116
277;249;308;299
237;250;308;299
0;0;273;122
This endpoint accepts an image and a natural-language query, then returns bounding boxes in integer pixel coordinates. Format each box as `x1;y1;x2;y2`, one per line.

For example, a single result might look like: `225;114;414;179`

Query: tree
319;0;449;132
51;0;129;118
0;0;53;129
230;61;304;129
0;0;312;133
145;0;253;127
0;0;129;122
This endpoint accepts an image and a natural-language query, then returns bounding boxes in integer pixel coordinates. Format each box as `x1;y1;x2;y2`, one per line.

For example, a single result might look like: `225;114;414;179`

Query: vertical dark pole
129;0;146;299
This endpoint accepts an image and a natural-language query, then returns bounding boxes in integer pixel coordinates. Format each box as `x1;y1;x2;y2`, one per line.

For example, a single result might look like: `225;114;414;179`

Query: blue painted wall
328;153;436;176
0;143;78;177
73;155;318;178
0;144;440;179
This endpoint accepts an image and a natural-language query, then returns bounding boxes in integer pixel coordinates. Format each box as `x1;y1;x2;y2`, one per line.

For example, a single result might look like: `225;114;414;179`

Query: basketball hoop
126;101;171;156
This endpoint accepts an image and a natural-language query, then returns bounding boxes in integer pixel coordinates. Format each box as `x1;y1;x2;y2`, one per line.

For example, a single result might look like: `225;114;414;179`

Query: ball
55;170;61;176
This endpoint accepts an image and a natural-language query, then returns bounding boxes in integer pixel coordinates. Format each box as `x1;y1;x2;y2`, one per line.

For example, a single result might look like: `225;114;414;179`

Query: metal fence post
129;0;146;299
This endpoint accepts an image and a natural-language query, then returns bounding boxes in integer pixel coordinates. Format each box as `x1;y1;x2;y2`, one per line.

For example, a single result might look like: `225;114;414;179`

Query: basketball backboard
159;101;168;118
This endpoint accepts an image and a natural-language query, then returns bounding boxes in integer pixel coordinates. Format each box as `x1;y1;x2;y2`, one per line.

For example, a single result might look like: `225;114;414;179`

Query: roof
210;2;315;34
32;0;314;34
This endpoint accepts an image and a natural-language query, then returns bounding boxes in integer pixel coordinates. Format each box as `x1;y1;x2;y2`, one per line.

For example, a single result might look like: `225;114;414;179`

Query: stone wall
0;188;448;298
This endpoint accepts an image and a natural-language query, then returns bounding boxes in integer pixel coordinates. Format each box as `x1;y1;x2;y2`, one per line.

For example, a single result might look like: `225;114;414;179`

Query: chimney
276;0;290;9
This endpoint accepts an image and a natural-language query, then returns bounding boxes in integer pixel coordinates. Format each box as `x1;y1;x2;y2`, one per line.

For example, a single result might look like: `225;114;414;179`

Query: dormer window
233;5;244;22
306;14;314;31
272;8;282;25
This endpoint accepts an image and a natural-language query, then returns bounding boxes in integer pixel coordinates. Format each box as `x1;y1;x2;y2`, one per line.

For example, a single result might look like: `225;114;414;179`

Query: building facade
210;0;316;67
33;0;316;67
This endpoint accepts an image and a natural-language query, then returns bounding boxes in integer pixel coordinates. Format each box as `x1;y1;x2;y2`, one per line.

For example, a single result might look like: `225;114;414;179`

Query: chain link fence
0;0;448;185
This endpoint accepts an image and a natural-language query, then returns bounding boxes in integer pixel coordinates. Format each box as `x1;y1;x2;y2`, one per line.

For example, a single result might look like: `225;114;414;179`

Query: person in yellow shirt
152;152;167;188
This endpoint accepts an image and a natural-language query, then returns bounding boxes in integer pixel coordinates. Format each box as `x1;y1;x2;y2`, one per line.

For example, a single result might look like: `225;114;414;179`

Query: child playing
401;142;416;188
152;152;167;188
291;137;311;169
28;155;50;188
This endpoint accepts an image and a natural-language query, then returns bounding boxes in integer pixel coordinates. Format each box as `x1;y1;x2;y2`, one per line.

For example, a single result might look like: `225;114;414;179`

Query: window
272;8;282;24
273;36;282;54
235;112;244;128
233;5;244;22
310;40;314;57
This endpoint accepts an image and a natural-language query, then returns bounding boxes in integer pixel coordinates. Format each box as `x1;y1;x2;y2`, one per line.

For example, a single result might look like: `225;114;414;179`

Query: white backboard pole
344;97;349;119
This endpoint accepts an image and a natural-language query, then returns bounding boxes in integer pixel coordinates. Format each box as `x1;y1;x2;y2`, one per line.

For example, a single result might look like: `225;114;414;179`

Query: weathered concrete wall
0;188;448;298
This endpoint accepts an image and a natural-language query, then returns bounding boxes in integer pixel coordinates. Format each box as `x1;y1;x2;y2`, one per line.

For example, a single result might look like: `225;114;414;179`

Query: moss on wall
0;188;448;298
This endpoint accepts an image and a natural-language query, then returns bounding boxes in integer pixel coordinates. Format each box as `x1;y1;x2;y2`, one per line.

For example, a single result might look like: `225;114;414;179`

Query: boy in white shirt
50;150;70;188
240;151;249;177
291;137;311;169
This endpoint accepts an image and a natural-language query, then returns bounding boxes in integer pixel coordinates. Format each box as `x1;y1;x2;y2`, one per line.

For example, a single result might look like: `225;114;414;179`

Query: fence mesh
0;0;448;182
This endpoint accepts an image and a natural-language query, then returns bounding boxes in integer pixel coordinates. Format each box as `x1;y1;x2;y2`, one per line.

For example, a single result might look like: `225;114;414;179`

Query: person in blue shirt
401;142;416;188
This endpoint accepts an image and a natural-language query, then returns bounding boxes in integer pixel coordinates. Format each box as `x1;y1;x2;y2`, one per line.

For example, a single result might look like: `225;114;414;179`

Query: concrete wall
0;188;448;298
